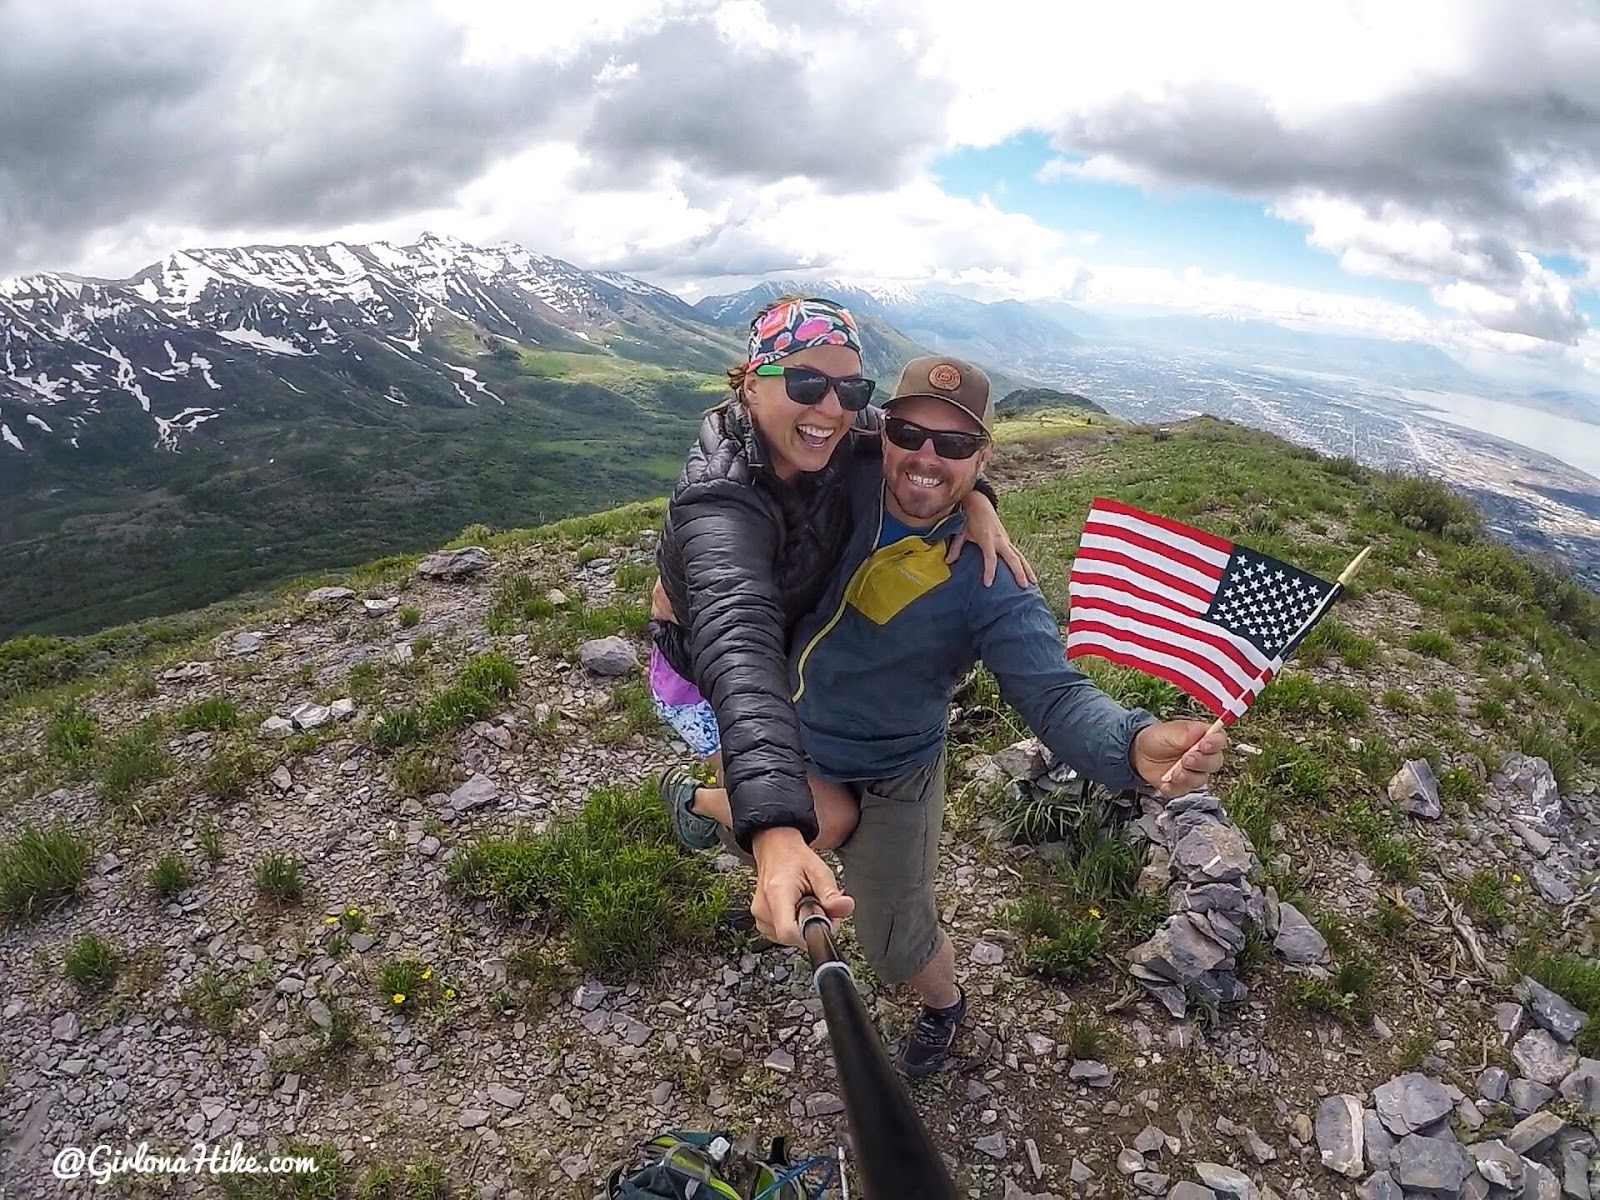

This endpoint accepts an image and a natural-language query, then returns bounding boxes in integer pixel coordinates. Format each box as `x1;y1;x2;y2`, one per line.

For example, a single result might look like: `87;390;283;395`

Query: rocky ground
1;438;1597;1200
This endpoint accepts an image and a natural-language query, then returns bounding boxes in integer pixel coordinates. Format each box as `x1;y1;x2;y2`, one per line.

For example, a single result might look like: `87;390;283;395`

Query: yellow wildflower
421;968;433;980
392;992;406;1005
346;906;359;917
324;916;338;925
444;988;456;1001
1088;907;1103;919
1511;873;1522;884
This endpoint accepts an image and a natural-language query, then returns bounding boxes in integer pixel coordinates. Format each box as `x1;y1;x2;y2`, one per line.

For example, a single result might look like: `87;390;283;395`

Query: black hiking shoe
895;986;966;1079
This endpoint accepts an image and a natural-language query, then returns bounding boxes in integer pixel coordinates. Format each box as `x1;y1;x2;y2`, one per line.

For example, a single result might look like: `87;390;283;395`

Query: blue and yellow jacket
788;459;1158;787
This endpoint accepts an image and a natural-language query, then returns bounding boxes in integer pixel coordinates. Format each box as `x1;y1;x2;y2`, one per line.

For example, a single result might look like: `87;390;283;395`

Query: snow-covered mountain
0;233;725;455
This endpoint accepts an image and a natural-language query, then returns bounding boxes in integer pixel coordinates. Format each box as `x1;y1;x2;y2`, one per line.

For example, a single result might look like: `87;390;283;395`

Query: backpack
605;1129;839;1200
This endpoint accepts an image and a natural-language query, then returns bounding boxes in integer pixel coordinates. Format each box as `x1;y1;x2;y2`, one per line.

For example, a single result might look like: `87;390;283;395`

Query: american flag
1065;497;1340;723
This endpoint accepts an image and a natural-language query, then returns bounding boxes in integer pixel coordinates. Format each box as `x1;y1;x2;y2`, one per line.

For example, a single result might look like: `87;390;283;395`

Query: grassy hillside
0;416;1596;1198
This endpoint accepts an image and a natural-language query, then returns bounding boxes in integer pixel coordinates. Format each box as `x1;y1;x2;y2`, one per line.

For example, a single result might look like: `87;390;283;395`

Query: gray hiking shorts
715;747;947;986
833;747;947;986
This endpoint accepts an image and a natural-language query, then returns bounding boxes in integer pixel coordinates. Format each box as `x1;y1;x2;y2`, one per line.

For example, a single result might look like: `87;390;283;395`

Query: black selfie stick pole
797;895;957;1200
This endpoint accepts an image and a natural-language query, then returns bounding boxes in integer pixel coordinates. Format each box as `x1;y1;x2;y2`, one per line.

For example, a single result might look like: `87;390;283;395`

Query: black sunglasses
752;364;876;412
884;416;989;460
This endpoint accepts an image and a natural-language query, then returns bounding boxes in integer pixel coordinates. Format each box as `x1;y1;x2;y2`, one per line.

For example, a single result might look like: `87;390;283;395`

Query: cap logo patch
928;363;962;390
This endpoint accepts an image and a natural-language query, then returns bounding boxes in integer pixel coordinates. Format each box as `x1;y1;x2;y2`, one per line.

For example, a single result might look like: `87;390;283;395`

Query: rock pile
1314;978;1598;1200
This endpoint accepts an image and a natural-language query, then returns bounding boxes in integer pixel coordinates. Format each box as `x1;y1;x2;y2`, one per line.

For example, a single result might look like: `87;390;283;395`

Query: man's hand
1131;720;1228;797
749;826;854;945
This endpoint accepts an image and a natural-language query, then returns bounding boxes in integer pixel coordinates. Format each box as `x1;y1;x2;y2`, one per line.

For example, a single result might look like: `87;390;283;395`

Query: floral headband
747;297;862;368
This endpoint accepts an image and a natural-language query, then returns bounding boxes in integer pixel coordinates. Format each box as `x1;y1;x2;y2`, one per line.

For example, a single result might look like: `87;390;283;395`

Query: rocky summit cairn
416;545;491;580
1313;975;1599;1200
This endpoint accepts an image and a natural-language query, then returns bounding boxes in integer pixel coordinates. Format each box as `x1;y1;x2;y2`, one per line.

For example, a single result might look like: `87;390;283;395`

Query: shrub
1066;1017;1108;1060
447;778;728;976
1455;868;1509;927
458;652;517;701
372;708;425;750
45;703;99;772
424;685;493;733
1406;631;1457;661
0;822;92;922
149;853;193;899
1380;475;1480;537
201;740;261;802
101;721;173;808
255;853;304;906
64;932;119;993
397;605;421;629
176;697;241;731
389;749;448;798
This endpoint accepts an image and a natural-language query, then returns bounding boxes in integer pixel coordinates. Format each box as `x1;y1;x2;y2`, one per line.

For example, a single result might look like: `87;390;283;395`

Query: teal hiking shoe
658;765;720;851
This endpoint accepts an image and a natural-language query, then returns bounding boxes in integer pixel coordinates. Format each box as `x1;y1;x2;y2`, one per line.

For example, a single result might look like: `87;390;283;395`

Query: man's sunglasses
752;363;876;412
884;416;990;460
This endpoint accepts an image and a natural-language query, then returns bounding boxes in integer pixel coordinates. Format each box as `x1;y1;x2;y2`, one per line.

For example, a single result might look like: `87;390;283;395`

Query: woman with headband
647;295;1033;940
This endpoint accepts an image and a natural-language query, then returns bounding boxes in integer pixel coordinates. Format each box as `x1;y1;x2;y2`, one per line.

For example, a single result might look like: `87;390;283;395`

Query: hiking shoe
658;765;720;851
896;986;966;1079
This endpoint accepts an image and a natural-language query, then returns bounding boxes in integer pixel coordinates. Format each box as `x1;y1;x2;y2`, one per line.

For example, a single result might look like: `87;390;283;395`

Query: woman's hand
951;490;1037;588
651;577;679;623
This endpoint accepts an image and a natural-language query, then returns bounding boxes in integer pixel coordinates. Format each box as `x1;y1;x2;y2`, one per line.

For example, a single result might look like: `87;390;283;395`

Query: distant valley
2;236;1597;639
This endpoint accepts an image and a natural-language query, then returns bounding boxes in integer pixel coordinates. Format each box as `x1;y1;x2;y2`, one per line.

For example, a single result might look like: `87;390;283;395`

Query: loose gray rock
1171;1186;1219;1200
1069;1060;1114;1087
1133;1173;1170;1195
1316;1094;1365;1177
578;636;639;677
417;546;491;579
261;715;294;738
1519;977;1590;1044
764;1049;794;1074
1524;1158;1561;1200
1478;1067;1510;1103
649;1082;673;1110
1274;902;1330;965
805;1093;844;1117
1509;1078;1558;1114
1499;752;1564;834
363;598;399;617
1026;1033;1056;1059
1514;1029;1580;1085
1172;819;1254;884
228;631;264;655
994;738;1049;781
50;1013;80;1042
1506;1111;1566;1155
1194;1162;1258;1200
974;1133;1007;1159
271;765;293;792
289;702;332;730
1359;1174;1403;1200
330;698;357;721
306;587;355;603
1511;818;1555;858
1558;1059;1599;1114
1364;1111;1397;1173
1392;1134;1471;1196
1530;863;1575;906
970;940;1005;966
458;1108;491;1129
1468;1141;1524;1189
1118;1149;1147;1175
1561;1145;1591;1200
489;1085;524;1109
573;981;608;1011
1374;1073;1456;1137
449;773;500;814
1498;1002;1530;1039
1129;915;1231;982
1389;759;1442;819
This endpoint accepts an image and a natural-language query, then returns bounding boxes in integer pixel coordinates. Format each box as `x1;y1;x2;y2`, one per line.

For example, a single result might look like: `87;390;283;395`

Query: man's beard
889;462;973;521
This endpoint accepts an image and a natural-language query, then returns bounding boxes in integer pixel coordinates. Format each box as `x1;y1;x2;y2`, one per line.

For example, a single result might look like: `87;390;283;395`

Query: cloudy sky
3;0;1599;386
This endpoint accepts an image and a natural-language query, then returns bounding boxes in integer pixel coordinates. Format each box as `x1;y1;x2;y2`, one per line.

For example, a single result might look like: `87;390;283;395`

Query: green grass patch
597;677;659;745
424;685;494;733
45;702;99;773
64;931;119;993
100;719;174;811
1517;954;1600;1055
256;852;305;907
1406;631;1457;662
1297;618;1378;670
217;1139;345;1199
458;651;517;700
0;821;92;922
446;777;729;977
372;708;425;750
176;696;241;731
388;748;449;798
1293;953;1378;1024
614;561;655;592
1453;867;1509;928
375;957;433;1014
149;853;193;899
201;738;262;802
355;1157;449;1200
397;605;421;629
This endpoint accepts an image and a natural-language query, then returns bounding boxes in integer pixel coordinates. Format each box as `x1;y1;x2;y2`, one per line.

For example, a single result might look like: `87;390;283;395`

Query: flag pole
1157;545;1374;787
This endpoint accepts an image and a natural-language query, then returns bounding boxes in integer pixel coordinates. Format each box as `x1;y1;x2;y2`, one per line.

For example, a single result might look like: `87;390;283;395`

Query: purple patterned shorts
649;644;721;758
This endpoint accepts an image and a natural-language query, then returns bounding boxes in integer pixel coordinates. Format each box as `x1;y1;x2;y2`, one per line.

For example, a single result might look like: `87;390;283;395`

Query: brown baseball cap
886;354;992;432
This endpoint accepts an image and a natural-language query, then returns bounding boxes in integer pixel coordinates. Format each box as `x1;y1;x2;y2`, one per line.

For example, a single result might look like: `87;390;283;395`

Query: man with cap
682;354;1228;1077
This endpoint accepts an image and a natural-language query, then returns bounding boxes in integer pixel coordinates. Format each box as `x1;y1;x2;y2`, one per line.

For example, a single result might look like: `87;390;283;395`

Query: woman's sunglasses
752;364;876;412
884;416;989;460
